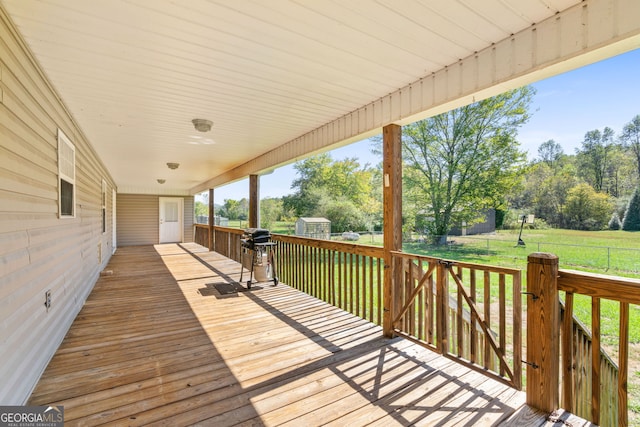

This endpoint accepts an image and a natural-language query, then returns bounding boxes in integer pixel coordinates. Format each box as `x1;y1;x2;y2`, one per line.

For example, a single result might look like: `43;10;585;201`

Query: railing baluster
592;297;601;425
428;261;435;345
457;273;463;357
562;292;575;412
483;270;491;371
436;261;448;354
499;273;506;377
470;269;477;364
512;271;522;390
619;301;629;427
355;254;361;319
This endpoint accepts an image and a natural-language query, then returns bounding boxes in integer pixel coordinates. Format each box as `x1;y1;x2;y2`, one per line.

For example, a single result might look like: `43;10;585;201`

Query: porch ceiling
0;0;586;194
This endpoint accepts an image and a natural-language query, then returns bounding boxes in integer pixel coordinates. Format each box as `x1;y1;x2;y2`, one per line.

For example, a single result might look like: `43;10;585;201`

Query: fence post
526;252;560;413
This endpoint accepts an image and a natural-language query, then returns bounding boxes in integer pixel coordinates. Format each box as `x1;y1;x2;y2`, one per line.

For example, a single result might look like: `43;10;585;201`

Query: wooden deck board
29;243;569;426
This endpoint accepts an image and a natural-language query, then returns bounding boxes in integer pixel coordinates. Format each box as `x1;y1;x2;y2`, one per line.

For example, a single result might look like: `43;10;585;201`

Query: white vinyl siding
0;8;116;404
117;194;194;246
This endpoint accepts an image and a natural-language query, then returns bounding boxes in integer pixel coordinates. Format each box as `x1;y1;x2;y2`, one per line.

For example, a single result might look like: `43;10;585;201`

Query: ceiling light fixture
192;118;213;132
157;179;166;184
166;162;180;170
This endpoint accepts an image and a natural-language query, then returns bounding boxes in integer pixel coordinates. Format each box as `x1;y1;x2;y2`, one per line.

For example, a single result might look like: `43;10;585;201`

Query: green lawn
405;229;640;279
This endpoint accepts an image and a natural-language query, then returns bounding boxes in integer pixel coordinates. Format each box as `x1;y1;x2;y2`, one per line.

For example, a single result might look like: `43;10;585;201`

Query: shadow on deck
29;243;574;426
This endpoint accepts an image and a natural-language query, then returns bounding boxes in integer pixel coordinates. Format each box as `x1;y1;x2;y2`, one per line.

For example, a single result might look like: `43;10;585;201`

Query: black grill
241;228;271;250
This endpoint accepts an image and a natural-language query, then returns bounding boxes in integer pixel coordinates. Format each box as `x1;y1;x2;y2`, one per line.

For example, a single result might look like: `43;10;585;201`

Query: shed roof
297;217;331;223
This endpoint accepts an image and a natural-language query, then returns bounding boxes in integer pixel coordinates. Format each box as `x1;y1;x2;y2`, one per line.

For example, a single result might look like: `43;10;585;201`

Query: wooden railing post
382;124;402;338
249;174;259;229
208;188;214;251
436;261;449;355
526;252;559;413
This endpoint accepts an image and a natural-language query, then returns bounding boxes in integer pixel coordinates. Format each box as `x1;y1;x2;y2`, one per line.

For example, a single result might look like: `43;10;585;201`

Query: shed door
159;197;183;243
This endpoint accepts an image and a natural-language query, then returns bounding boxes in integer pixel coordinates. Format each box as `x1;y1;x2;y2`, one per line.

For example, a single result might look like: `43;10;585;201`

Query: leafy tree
622;187;640;231
195;201;208;217
260;197;283;230
604;145;629;198
321;199;368;233
402;87;532;239
283;153;378;230
537;139;563;168
564;183;612;230
576;127;615;193
620;115;640;181
218;198;248;221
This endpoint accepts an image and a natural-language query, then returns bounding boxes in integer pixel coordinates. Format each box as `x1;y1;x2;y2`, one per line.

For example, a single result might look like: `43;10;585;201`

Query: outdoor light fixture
157;179;166;184
192;118;213;132
166;162;180;170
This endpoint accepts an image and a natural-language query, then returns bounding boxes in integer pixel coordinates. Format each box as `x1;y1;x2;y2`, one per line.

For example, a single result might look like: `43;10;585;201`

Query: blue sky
210;48;640;204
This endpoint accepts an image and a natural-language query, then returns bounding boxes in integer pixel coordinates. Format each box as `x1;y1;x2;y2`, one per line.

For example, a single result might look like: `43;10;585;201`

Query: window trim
57;129;76;218
101;179;107;234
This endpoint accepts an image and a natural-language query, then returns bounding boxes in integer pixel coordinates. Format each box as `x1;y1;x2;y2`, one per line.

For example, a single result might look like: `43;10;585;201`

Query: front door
159;197;183;243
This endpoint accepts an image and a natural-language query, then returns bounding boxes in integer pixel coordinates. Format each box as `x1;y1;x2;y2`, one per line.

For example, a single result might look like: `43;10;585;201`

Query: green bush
608;212;622;230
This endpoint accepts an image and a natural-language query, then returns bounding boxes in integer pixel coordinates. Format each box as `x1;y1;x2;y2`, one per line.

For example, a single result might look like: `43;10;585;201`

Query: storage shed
295;217;331;240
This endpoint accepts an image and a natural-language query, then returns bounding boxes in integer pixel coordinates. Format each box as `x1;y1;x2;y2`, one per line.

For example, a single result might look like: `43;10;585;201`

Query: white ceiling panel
0;0;592;193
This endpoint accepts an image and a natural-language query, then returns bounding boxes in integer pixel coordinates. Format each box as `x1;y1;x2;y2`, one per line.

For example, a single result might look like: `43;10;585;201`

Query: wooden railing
194;224;245;262
560;301;619;426
272;234;385;326
194;224;209;248
213;226;244;262
194;226;385;325
556;269;640;427
391;251;522;389
194;225;635;424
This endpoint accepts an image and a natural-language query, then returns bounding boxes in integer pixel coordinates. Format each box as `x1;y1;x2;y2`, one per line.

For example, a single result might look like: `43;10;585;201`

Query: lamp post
516;214;534;247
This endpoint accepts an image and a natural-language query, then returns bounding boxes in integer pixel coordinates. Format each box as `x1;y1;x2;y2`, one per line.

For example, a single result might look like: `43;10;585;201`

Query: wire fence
325;231;640;276
405;234;640;277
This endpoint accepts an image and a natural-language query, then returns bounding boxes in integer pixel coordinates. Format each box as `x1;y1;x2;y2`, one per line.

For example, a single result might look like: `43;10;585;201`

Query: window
58;129;76;217
101;179;107;233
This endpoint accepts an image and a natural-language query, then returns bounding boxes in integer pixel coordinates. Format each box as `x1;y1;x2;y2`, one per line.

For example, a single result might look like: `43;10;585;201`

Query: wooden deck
29;244;587;426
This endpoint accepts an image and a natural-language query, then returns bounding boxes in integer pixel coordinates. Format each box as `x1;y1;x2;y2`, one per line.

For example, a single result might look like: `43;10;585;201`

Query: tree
622;187;640;231
576;127;615;193
620;115;640;180
564;183;612;230
283;153;378;230
260;197;283;230
402;86;532;239
218;198;248;221
537;139;563;168
321;199;368;233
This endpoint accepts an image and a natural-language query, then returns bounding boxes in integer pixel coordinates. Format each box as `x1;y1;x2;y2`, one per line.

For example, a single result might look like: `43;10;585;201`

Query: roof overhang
1;0;639;195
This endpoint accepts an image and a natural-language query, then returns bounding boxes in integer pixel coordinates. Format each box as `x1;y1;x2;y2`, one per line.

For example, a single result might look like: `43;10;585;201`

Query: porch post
526;252;560;413
382;124;402;338
249;174;259;229
208;188;214;251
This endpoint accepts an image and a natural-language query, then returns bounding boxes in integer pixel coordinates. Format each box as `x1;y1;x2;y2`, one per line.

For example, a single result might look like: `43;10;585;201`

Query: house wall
117;194;194;246
0;9;116;403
